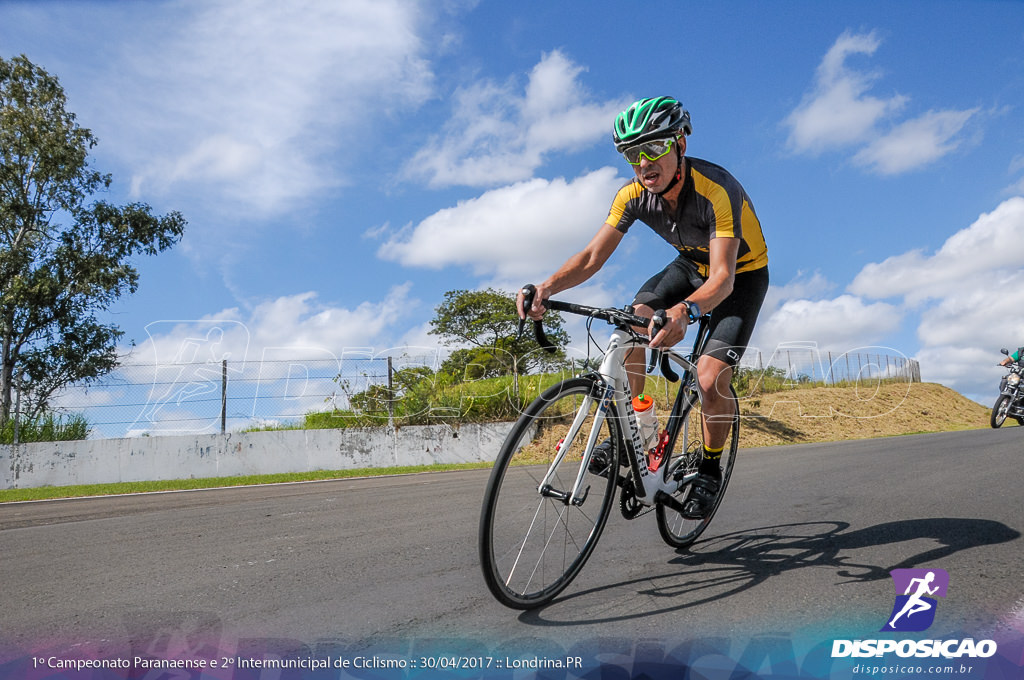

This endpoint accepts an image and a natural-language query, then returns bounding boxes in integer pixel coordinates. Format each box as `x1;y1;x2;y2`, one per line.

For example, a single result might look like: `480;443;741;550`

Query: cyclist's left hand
648;307;688;349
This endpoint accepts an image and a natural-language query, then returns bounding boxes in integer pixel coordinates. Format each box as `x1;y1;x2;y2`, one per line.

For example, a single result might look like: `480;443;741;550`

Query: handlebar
519;284;679;382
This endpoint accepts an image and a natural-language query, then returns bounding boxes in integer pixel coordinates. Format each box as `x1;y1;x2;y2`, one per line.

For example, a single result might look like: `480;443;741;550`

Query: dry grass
734;381;991;448
508;381;992;459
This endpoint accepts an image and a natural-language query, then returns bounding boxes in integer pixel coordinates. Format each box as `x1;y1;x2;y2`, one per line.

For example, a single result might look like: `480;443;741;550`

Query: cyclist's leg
681;359;736;519
682;268;769;517
696;269;769;443
696;354;735;451
656;380;740;545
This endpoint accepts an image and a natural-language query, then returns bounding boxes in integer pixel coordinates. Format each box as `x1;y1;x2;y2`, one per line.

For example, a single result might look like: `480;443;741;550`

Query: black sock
699;445;723;478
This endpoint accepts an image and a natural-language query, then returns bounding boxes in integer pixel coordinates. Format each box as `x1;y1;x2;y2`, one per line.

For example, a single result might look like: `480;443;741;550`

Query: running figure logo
881;568;949;632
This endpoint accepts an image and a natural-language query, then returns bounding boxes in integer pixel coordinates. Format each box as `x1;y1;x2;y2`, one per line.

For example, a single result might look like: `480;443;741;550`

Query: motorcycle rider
993;346;1024;428
998;347;1022;367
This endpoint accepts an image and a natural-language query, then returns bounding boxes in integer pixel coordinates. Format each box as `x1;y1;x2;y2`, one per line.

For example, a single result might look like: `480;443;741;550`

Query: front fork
537;336;691;507
536;380;614;506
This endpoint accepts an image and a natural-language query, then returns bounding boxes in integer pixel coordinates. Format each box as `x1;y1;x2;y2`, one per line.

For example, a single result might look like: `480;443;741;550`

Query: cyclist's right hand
517;283;551;321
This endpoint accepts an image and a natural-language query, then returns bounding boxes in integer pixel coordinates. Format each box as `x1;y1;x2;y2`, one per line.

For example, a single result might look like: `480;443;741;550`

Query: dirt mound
736;382;992;448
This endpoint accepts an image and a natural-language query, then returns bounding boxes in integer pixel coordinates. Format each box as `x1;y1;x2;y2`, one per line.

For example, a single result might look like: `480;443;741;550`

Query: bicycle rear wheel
656;383;739;548
479;376;621;609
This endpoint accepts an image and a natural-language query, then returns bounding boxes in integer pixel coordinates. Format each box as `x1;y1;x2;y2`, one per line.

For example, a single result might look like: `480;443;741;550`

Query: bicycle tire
478;376;621;609
656;383;739;548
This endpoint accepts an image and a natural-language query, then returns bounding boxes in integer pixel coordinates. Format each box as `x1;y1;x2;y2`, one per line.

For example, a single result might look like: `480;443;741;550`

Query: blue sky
2;0;1023;419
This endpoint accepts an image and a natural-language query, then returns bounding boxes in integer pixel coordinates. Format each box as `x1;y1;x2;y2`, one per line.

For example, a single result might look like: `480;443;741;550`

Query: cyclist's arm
521;224;623;319
650;238;738;349
683;236;739;314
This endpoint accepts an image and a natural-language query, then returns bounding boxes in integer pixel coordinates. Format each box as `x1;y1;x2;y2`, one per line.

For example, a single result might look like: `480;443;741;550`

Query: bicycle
478;286;740;609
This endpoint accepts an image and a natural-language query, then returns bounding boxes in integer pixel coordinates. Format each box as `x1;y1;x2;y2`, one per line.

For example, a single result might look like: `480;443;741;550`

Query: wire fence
741;344;922;386
40;352;438;440
11;344;920;441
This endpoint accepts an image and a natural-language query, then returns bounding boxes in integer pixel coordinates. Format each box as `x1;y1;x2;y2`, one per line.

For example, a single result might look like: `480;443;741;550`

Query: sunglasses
622;138;674;165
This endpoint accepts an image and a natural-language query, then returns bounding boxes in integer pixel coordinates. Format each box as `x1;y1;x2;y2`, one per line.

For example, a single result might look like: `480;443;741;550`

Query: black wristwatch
684;300;701;324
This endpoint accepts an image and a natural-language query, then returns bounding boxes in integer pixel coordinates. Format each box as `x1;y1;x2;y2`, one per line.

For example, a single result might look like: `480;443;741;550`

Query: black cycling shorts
632;256;769;367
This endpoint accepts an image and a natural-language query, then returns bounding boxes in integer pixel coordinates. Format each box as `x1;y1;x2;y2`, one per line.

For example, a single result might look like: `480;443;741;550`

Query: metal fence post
221;359;227;434
387;356;394;426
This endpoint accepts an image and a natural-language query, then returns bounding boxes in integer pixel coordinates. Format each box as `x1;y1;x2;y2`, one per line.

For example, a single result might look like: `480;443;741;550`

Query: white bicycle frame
536;327;703;507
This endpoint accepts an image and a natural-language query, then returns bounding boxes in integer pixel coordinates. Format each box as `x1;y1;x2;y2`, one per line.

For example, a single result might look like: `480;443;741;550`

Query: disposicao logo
831;567;998;660
881;568;948;632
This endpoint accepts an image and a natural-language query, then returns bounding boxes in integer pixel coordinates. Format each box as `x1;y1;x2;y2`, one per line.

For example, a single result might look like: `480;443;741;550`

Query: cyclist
518;96;769;518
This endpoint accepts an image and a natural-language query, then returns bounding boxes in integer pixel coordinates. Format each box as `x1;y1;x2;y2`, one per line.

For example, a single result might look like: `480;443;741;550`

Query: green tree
0;54;186;425
429;288;570;380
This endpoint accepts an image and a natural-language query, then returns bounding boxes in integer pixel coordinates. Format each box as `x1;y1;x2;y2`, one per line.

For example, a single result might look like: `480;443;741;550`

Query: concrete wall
0;423;514;489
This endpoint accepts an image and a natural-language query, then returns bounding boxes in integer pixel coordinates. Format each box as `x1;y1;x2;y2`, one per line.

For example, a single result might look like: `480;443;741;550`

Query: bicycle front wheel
656;383;739;548
479;376;621;609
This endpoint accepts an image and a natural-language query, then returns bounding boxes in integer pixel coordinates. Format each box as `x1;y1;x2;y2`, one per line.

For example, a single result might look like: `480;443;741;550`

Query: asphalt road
2;427;1023;667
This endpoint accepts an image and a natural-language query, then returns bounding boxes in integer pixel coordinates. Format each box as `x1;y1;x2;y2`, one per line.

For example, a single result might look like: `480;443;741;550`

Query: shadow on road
519;517;1020;626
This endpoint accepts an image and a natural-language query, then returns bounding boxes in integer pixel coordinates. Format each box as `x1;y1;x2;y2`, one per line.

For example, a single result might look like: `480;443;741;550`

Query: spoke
504;496;549;589
523;500;570;594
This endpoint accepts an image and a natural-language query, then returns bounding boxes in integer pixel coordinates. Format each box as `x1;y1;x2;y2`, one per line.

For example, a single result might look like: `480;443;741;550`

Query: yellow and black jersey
605;157;768;276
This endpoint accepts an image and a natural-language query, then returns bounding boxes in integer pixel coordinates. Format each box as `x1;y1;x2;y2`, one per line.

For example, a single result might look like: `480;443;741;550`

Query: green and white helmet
612;96;692;152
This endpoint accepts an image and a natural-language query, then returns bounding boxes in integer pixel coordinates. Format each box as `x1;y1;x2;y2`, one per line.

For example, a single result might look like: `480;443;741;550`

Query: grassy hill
298;371;994;446
735;381;992;448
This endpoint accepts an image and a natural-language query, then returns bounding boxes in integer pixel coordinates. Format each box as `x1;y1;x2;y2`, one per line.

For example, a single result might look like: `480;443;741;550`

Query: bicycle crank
619;475;653;520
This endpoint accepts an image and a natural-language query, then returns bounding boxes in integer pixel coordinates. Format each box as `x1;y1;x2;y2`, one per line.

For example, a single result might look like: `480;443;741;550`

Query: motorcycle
991;348;1024;428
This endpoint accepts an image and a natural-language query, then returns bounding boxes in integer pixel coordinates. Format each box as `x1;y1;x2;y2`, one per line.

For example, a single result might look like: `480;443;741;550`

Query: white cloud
1005;155;1024;194
744;271;882;358
785;31;906;154
750;294;902;357
838;197;1024;400
1007;176;1024;196
849;197;1024;302
915;344;1009;405
378;166;625;281
853;108;979;175
915;268;1024;349
785;29;977;174
102;283;447;436
128;283;421;366
95;0;435;216
405;50;628;187
758;271;836;318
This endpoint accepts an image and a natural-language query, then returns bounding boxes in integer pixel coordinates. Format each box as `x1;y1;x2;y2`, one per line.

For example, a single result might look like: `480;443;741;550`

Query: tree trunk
0;324;12;427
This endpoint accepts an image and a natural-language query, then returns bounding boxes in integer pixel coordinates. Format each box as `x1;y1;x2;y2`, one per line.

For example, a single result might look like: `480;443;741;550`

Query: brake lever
519;284;557;353
660;354;679;382
517;284;536;339
647;309;666;374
